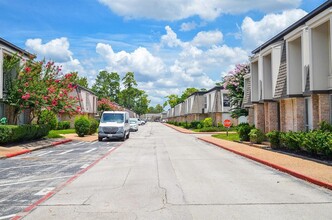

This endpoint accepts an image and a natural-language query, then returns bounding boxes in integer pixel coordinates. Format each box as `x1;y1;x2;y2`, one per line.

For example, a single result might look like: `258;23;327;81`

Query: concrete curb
3;139;73;159
198;137;332;191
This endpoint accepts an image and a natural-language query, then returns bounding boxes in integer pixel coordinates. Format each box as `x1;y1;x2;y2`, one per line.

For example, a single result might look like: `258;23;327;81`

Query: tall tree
91;71;120;101
72;72;89;88
133;90;150;116
120;72;139;109
164;94;180;108
147;104;164;113
180;87;199;102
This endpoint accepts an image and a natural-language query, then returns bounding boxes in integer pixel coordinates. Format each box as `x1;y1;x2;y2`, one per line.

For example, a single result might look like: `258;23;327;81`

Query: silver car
129;118;139;132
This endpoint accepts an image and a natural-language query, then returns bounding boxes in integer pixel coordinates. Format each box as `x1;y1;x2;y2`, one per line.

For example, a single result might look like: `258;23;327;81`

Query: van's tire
126;132;130;139
98;137;103;141
120;134;126;141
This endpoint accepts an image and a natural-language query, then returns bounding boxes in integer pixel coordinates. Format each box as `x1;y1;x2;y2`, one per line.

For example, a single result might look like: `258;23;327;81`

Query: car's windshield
101;113;124;123
129;119;138;124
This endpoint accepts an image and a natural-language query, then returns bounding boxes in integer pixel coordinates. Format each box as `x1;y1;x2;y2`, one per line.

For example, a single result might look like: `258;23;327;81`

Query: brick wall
264;102;279;132
318;94;330;125
248;107;254;125
280;98;305;132
254;103;265;132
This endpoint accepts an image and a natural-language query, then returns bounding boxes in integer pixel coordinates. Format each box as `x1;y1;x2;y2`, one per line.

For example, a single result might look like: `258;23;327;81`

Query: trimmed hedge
57;121;71;130
0;124;50;144
266;129;332;158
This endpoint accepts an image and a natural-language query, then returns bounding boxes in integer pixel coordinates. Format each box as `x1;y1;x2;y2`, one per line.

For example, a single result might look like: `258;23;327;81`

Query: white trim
306;8;332;29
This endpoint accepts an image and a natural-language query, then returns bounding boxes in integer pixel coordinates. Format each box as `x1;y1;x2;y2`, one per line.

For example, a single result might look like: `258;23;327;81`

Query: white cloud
241;9;307;49
96;43;165;78
192;30;223;47
25;37;73;62
180;21;198;32
161;26;183;48
98;0;301;21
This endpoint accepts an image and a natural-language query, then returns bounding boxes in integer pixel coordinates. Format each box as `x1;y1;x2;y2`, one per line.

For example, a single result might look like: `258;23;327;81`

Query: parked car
98;111;130;141
129;118;139;131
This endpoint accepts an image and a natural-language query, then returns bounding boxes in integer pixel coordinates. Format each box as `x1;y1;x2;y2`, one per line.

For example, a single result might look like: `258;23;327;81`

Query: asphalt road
3;123;332;219
0;140;121;219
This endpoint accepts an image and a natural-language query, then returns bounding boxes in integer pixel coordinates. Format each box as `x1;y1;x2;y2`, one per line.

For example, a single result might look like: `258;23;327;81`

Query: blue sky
0;0;327;106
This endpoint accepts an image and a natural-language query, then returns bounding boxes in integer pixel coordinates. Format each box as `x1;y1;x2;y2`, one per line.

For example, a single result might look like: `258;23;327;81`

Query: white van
98;111;130;141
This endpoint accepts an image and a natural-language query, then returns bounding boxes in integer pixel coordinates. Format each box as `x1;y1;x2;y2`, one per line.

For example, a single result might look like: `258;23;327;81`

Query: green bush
0;124;49;144
57;121;71;130
190;121;202;129
236;123;253;141
88;118;99;135
319;121;332;132
197;123;202;129
266;130;280;148
301;130;332;156
203;117;213;128
249;128;265;144
74;116;90;137
279;131;302;151
38;110;58;130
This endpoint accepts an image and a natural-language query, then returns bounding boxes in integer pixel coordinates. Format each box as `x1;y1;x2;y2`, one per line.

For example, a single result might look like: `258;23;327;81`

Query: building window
223;94;230;107
204;96;207;108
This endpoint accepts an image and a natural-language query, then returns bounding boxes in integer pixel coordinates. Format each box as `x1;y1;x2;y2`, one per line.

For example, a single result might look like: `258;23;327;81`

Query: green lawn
212;132;240;141
47;129;76;138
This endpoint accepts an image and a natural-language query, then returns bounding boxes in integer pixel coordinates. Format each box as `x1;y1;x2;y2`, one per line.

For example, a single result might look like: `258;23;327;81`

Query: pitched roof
0;37;33;57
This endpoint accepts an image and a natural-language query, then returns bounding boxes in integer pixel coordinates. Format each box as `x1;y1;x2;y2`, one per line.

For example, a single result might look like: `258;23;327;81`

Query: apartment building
0;38;33;124
243;1;332;132
166;86;235;126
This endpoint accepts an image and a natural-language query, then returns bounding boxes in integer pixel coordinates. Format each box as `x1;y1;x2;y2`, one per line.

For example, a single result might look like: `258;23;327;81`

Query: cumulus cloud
98;0;301;21
241;9;307;49
96;43;165;79
25;37;73;62
192;30;223;47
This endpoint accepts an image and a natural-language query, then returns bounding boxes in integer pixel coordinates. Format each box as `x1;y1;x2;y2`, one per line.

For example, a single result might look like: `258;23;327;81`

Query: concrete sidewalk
165;123;332;190
0;133;98;159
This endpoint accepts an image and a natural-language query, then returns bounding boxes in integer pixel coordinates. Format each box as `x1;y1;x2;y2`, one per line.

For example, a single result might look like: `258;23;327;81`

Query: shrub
319;121;332;132
38;110;58;130
266;130;280;148
190;121;202;129
249;128;265;144
203;117;213;128
88;118;99;135
57;121;71;130
301;130;332;156
279;131;302;151
0;124;49;144
197;123;202;129
74;116;90;137
236;123;253;141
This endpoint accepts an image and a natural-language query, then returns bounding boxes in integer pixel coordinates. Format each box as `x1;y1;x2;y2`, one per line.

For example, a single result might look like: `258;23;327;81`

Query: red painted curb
13;144;121;220
199;137;332;191
5;149;31;158
51;139;72;146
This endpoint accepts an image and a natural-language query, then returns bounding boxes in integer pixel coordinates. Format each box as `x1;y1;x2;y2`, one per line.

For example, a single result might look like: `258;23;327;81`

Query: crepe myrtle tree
4;55;82;124
97;98;123;113
222;63;249;118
